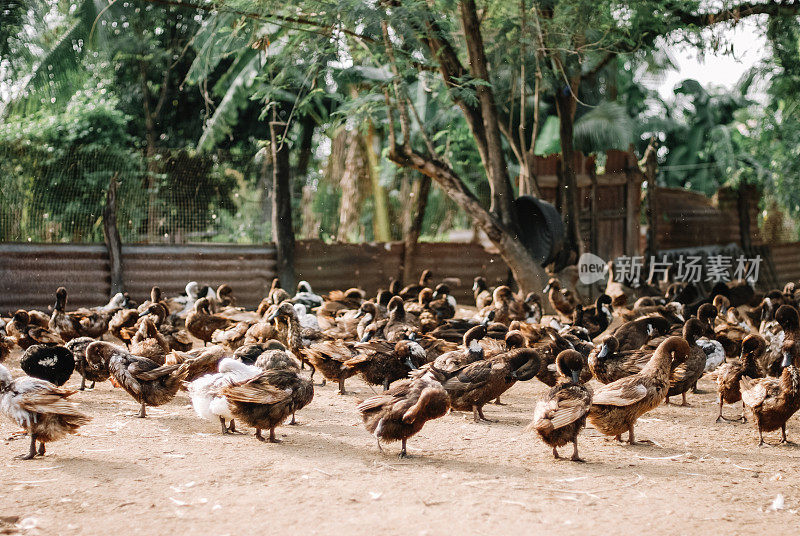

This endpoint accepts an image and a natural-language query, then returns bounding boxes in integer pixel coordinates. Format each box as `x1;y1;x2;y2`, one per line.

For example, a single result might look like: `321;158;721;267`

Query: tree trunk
388;146;548;293
459;0;517;228
643;141;659;261
337;130;368;242
103;173;124;295
738;186;752;250
402;173;432;285
554;84;583;261
271;121;295;290
363;122;391;242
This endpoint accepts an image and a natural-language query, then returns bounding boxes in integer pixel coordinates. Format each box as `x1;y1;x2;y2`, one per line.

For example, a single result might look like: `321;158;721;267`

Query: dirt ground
2;342;800;536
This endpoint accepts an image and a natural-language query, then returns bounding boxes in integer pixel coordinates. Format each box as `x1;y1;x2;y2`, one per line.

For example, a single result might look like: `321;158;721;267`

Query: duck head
492;286;513;305
216;284;234;305
463;325;487;358
355;302;377;321
387;296;406;320
657;336;691;368
775;304;800;332
418;288;434;306
150;286;162;304
270;288;291;305
696;303;718;334
555;349;584;384
396;340;427;370
12;310;30;325
86;341;128;366
193;297;212;314
376;290;391;307
54;287;68;312
108;293;127;309
139;302;168;323
712;295;730;315
509;348;542;381
741;333;766;361
419;270;433;286
505;330;527;349
481;309;496;326
266;301;298;323
388;279;401;296
596;294;613;319
597;336;619;359
432;283;451;301
473;277;487;293
682;318;706;346
297;280;313;294
185;281;200;299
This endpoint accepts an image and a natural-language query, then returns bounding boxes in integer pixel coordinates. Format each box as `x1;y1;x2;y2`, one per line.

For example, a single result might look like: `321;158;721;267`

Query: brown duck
530;350;593;462
186;297;235;345
588;336;690;444
348;339;427;390
715;333;765;422
740;305;800;445
357;367;450;458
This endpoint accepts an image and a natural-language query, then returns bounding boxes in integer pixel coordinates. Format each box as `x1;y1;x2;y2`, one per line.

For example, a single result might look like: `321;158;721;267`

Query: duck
715;333;765;422
293;303;320;330
428;325;487;374
301;340;359;394
6;310;63;349
0;364;91;459
441;346;541;423
578;294;613;338
543;278;579;320
66;337;110;390
137;303;193;352
587;336;690;444
428;284;456;320
187;357;262;434
292;280;323;311
530;350;593;462
384;296;421;341
186;297;235;345
48;288;108;342
0;331;11;363
610;315;671;352
130;318;170;364
19;344;76;387
664;319;710;406
741;305;800;445
347;339;427;391
87;342;189;418
252;341;300;371
477;286;516;325
712;295;750;359
357;366;450;458
316;288;365;330
218;367;306;443
166;344;227;384
265;301;333;372
234;342;285;365
399;270;433;300
473;277;494;309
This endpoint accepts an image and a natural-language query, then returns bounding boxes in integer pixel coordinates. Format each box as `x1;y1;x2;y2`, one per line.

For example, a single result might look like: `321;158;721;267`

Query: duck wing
740;376;780;408
442;360;494;393
533;387;591;430
592;380;648;406
221;375;291;405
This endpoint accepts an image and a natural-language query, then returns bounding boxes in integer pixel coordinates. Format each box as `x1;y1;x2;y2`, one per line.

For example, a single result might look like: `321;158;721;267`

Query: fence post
103;173;125;295
270;121;295;291
643;140;659;264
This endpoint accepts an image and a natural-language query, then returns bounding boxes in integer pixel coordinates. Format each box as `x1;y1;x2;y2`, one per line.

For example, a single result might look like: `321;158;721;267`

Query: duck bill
542;284;551;293
354;309;365;319
571;371;580;384
782;352;793;369
360;331;374;343
597;343;609;359
405;357;417;370
265;311;279;322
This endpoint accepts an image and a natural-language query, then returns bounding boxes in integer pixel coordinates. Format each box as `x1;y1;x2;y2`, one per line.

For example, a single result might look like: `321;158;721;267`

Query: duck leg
716;399;732;423
376;438;384;453
679;391;690;407
474;405;496;423
255;428;266;442
37;442;45;457
492;397;506;406
337;378;347;395
268;427;281;443
137;402;147;418
398;438;408;458
779;425;796;445
570;438;585;462
79;363;87;391
220;417;230;435
382;378;390;391
627;424;636;445
15;435;37;460
552;446;560;459
757;420;766;447
227;419;244;434
739;402;747;423
289;411;297;425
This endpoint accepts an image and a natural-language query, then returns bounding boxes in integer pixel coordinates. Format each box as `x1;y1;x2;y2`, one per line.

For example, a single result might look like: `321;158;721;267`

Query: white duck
698;338;726;373
187;358;262;434
293;303;320;330
0;364;91;459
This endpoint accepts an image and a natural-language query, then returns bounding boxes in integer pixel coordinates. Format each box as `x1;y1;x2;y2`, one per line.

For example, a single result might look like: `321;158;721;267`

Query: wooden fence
0;240;509;312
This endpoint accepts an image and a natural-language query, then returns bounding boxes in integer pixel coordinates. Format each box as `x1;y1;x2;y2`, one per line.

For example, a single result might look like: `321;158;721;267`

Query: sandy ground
2;343;800;536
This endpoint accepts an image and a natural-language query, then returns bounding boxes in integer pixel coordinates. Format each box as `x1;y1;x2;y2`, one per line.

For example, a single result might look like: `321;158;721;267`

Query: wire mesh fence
0;144;272;244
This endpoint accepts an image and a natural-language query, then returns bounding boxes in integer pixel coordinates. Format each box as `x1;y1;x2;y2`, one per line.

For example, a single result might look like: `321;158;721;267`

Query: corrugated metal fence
0;241;509;312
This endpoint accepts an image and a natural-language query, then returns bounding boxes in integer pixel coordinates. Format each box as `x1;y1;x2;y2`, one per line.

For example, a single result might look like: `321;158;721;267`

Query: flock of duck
1;270;799;462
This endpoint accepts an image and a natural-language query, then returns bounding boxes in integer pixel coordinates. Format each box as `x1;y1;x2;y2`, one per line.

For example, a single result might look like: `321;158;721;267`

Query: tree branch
667;1;800;27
